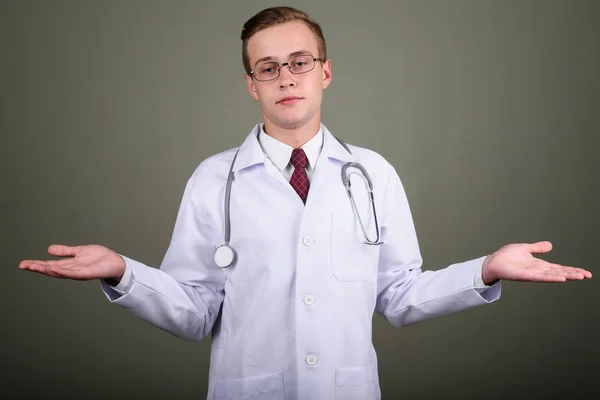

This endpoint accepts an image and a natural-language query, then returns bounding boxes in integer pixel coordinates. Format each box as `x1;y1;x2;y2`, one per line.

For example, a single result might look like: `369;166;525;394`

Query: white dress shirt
257;123;323;183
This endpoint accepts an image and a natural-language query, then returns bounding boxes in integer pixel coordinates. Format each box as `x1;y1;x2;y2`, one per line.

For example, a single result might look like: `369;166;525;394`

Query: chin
278;110;317;128
284;120;311;130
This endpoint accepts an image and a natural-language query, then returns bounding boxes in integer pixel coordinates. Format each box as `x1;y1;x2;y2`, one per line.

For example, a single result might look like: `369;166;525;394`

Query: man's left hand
481;241;592;285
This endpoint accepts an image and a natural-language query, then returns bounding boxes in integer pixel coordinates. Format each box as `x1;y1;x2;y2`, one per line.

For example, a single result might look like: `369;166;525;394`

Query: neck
262;112;321;148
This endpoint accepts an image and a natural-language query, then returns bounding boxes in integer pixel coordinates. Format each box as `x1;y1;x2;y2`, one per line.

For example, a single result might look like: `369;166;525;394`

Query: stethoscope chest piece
214;244;235;268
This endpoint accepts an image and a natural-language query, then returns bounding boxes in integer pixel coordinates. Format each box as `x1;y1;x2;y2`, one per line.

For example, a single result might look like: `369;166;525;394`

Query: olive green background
2;0;598;398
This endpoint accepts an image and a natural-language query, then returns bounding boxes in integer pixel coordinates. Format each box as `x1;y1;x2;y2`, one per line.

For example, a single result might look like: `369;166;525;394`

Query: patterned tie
289;148;309;204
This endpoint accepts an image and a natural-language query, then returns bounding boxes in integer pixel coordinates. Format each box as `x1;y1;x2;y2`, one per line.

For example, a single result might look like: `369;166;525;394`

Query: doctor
20;6;591;400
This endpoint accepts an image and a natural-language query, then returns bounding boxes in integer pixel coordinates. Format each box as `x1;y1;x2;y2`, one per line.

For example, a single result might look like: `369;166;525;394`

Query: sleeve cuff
474;255;491;289
103;255;134;295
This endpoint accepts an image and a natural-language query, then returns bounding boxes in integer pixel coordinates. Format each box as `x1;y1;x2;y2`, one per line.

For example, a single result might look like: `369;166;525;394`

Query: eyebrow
253;50;313;67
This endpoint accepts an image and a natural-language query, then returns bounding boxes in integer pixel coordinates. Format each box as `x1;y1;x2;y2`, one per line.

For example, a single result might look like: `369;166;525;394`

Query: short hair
240;6;327;74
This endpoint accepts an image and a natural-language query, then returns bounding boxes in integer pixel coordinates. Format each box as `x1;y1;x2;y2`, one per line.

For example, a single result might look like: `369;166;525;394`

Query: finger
19;260;47;269
25;261;91;280
20;259;69;269
552;270;585;280
561;267;592;279
21;259;98;280
20;261;64;279
539;262;592;279
527;241;552;254
537;267;586;281
525;272;567;283
48;244;83;258
556;267;590;279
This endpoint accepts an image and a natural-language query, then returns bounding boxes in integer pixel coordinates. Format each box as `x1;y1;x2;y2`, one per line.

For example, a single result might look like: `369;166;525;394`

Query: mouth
277;96;303;105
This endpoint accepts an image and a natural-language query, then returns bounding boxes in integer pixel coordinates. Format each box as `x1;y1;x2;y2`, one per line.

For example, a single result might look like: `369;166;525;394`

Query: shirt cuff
474;255;491;290
104;255;134;295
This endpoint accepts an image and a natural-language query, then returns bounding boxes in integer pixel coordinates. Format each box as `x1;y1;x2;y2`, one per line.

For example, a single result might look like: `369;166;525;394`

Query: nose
278;66;297;89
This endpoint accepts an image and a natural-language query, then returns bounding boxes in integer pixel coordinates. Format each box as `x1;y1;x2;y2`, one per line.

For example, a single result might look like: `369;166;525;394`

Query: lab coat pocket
330;212;380;282
335;366;376;400
214;372;285;400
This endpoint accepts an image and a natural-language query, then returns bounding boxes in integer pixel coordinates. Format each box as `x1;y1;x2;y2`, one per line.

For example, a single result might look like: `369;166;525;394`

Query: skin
20;21;591;286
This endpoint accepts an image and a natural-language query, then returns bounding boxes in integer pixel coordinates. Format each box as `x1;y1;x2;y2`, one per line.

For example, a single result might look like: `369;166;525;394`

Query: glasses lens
289;56;315;74
255;62;279;81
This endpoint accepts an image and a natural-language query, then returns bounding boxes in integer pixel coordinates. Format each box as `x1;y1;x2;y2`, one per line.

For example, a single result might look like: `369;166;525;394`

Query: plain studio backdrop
1;0;598;398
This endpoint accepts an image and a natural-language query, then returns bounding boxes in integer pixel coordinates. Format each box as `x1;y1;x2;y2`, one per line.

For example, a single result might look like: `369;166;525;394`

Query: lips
277;96;303;105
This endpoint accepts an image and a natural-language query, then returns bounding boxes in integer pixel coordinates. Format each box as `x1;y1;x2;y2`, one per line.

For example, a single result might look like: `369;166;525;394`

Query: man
20;6;591;400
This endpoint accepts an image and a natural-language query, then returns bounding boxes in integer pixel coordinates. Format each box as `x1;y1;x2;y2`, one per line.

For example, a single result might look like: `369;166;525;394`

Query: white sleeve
99;172;226;341
375;165;501;327
473;257;501;292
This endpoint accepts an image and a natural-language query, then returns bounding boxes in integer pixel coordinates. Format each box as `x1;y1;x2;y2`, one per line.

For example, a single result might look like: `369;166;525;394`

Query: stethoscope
213;137;383;268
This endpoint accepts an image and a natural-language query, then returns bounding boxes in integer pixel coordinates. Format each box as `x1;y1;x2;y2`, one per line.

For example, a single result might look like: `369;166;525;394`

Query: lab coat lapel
306;125;357;209
232;125;265;172
233;124;295;195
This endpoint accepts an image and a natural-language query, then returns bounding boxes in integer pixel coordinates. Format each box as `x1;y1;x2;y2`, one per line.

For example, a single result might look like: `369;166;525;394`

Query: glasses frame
249;56;324;82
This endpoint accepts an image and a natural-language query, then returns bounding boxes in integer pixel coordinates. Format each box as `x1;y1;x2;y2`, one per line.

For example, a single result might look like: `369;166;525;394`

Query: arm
101;173;225;341
375;165;501;328
20;172;226;341
374;165;592;328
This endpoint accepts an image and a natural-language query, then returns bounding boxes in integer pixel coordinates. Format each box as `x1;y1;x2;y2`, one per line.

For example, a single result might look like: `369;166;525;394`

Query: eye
259;63;278;74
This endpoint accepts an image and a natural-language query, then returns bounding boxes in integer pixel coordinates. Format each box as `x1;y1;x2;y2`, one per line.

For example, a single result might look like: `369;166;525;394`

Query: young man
20;7;591;400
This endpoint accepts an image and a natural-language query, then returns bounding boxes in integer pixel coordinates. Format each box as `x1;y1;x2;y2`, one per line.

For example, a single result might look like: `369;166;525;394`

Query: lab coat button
306;354;318;366
303;295;315;306
303;236;314;246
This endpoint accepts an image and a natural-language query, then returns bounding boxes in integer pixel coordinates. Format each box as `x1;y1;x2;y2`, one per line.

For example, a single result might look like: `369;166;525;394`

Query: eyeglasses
250;55;324;82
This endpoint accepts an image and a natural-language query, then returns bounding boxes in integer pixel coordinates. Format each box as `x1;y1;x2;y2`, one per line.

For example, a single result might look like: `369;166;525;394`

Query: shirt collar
232;123;356;173
258;123;323;171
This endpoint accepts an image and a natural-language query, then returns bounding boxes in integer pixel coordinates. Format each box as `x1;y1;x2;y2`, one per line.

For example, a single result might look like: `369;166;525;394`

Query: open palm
19;244;126;281
482;241;592;284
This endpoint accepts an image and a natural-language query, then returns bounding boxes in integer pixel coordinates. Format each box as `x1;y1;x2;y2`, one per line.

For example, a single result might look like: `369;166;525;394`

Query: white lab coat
102;123;501;400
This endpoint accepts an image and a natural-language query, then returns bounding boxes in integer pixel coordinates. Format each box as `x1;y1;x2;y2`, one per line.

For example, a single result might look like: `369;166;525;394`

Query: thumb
527;241;552;254
48;244;83;257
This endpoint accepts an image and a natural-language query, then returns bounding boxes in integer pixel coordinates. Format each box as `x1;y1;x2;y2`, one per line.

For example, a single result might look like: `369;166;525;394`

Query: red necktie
289;148;309;204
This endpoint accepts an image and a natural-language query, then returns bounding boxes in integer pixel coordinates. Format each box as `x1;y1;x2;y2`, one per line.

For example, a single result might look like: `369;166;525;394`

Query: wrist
481;255;497;286
105;256;126;286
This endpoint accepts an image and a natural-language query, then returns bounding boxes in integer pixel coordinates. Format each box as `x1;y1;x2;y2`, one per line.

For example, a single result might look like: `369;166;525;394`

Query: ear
322;59;332;90
245;74;259;100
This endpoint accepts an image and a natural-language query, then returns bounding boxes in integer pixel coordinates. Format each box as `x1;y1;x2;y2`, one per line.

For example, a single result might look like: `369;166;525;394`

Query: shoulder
337;142;412;216
337;141;408;200
183;146;238;195
324;125;393;173
195;147;237;177
345;142;396;177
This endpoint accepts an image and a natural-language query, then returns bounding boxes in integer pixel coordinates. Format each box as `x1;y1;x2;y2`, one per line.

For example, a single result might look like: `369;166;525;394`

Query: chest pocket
329;189;381;282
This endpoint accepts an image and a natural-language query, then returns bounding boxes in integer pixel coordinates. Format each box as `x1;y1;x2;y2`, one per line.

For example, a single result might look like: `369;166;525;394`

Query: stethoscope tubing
214;136;382;268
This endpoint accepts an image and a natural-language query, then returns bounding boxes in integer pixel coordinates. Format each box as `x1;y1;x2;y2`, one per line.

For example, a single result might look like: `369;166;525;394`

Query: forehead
247;21;319;65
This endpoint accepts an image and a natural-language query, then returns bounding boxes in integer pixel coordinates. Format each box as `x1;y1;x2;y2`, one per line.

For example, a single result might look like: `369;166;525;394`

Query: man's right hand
19;244;126;282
